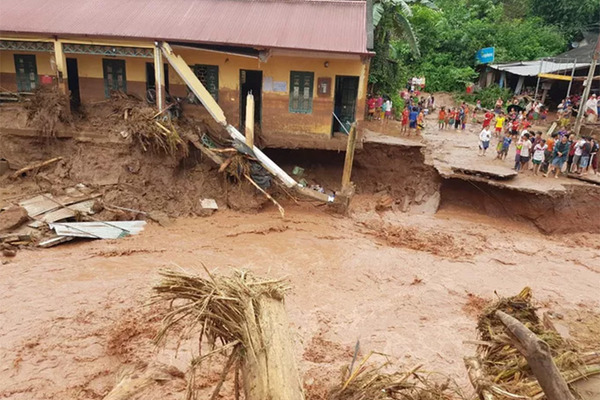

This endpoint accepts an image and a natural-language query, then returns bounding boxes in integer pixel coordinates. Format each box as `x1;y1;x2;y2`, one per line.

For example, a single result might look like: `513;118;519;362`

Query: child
498;132;512;160
416;110;425;134
448;108;456;128
483;110;494;130
479;126;492;156
438;107;446;130
367;96;376;121
514;139;523;171
401;106;409;134
444;109;450;129
494;112;506;138
532;139;547;175
519;132;532;172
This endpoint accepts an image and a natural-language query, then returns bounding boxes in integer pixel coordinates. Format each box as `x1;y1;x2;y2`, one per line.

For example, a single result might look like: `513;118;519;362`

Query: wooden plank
538;73;572;81
341;123;358;191
11;157;62;178
245;93;254;148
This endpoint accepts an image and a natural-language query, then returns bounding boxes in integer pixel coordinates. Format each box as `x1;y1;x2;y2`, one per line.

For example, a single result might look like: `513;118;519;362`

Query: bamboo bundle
466;287;600;399
152;267;303;400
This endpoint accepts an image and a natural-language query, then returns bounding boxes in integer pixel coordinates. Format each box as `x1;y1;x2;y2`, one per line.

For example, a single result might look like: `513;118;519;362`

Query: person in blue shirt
409;107;419;132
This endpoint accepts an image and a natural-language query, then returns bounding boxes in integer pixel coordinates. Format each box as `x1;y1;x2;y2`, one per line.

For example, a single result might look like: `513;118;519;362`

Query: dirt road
2;204;599;399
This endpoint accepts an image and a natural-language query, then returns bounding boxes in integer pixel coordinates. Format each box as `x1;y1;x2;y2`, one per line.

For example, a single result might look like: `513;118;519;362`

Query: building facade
0;0;372;148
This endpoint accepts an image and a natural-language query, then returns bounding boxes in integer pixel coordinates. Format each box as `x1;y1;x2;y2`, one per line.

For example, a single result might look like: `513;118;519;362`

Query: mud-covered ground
1;204;599;399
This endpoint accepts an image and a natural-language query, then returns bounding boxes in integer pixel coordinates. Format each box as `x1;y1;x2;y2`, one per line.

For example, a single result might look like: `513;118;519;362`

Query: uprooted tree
152;267;304;400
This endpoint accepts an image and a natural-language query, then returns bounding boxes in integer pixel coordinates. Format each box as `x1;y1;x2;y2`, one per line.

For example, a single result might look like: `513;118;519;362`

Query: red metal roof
0;0;368;54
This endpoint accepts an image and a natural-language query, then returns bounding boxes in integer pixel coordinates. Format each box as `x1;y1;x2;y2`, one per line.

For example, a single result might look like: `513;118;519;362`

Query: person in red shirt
482;110;494;129
438;107;446;130
367;96;376;121
401;106;409;135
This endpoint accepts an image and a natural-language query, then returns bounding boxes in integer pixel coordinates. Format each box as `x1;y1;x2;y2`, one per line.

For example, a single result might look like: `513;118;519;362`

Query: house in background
0;0;373;149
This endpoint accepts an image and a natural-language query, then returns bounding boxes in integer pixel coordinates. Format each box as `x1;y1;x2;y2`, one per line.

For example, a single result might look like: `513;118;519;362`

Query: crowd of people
475;96;599;177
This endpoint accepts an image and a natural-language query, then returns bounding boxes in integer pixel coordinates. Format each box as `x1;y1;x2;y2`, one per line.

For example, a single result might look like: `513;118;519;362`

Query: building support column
53;39;69;95
154;42;166;112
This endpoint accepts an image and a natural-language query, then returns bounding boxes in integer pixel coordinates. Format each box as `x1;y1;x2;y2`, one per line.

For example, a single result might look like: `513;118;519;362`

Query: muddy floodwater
1;205;599;399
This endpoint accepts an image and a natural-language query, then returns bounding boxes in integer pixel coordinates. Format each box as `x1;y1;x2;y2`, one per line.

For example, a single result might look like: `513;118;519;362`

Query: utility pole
574;37;600;135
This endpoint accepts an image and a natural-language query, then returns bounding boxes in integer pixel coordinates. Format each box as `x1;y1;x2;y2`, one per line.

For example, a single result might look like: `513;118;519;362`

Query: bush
455;85;514;109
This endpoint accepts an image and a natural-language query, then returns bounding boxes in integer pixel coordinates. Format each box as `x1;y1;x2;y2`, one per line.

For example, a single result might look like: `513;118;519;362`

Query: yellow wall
0;39;370;140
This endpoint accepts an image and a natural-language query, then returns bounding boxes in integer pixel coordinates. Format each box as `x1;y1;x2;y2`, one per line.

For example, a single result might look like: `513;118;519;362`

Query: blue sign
476;47;495;64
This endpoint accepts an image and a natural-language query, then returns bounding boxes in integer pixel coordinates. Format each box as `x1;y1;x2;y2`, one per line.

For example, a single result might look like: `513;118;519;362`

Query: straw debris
331;353;464;400
25;85;72;138
467;287;600;399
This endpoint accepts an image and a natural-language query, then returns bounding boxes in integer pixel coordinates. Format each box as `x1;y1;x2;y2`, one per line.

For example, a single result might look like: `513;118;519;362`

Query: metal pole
566;58;577;98
534;59;544;100
574;39;600;135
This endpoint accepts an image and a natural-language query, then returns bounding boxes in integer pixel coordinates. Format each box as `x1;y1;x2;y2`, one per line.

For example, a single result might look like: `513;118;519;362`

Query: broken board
49;221;147;239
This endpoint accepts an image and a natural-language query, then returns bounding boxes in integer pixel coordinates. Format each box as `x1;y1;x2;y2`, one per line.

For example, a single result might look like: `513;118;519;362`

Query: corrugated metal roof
489;60;591;77
0;0;368;54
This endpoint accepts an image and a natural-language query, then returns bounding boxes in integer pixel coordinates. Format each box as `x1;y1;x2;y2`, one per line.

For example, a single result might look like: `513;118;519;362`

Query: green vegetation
368;0;598;95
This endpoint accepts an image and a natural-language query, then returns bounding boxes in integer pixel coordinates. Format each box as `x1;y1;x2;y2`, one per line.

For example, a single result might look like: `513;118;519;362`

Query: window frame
14;54;38;92
102;58;127;98
289;71;314;114
191;64;219;102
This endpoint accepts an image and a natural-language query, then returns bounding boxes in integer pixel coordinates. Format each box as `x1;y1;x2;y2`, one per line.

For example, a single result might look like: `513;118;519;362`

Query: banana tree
372;0;438;57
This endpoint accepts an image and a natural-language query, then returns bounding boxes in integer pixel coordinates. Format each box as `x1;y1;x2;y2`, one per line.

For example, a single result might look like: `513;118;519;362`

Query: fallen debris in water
49;221;147;239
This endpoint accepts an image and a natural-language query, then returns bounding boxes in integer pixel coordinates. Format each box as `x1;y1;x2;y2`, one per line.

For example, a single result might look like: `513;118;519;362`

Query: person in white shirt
479;127;492;156
571;137;586;172
532;139;547;175
585;94;598;123
519;132;533;172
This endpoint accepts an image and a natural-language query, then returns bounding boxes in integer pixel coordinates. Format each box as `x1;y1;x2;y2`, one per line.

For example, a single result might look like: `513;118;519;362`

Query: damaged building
0;0;372;149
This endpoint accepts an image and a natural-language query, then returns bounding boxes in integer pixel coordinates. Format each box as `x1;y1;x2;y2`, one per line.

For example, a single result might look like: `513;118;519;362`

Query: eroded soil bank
439;177;600;234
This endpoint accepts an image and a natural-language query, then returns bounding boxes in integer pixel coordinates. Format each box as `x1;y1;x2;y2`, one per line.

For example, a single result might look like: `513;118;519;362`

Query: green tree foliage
369;0;574;94
529;0;600;38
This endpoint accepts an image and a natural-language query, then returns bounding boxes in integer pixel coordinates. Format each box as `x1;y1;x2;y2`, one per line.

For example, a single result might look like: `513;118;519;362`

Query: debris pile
465;287;600;399
25;85;72;138
330;354;463;400
0;184;146;251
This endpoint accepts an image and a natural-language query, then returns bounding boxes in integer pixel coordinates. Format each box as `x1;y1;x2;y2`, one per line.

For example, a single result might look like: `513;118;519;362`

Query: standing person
479;126;492;156
541;132;557;173
545;135;570;178
585;94;598;123
449;108;456;129
383;98;392;124
497;132;512;160
494;97;504;114
375;95;384;121
578;137;592;174
416;110;425;134
409;106;419;134
401;106;409;135
510;118;520;138
514;138;523;171
438;107;446;130
519;132;533;172
483;109;494;130
566;134;577;173
571;136;586;173
589;138;599;174
456;106;465;130
494;112;506;137
532;139;547;175
367;95;376;121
